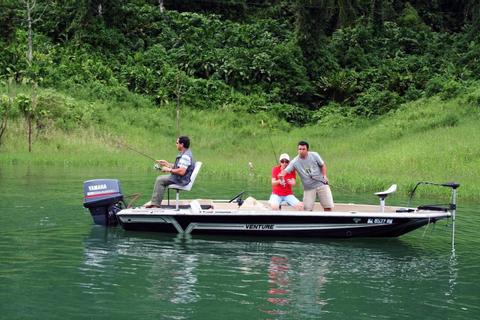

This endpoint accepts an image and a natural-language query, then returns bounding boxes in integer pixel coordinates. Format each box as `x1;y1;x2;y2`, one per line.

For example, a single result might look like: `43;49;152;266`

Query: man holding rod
145;136;195;208
278;141;334;211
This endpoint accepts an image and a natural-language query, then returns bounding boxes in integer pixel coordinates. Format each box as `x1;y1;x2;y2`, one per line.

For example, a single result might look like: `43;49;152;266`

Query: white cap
279;153;290;162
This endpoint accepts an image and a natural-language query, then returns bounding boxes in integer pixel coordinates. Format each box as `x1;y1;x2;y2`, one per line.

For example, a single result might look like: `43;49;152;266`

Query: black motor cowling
83;179;124;226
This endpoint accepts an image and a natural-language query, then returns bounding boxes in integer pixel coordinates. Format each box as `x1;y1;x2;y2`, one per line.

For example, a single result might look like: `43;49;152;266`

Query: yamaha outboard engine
83;179;125;226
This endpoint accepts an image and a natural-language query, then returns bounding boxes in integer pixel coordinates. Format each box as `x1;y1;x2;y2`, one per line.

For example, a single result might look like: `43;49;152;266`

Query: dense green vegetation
1;81;478;200
1;1;479;199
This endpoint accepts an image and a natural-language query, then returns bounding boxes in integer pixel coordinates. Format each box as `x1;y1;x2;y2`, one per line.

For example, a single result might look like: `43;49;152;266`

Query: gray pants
151;175;173;206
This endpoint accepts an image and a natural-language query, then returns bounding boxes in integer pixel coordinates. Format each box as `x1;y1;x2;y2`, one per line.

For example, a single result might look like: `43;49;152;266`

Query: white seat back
168;161;202;191
374;184;397;213
374;184;397;198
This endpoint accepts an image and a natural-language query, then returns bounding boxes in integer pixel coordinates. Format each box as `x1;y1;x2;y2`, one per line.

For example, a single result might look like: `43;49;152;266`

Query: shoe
145;204;160;208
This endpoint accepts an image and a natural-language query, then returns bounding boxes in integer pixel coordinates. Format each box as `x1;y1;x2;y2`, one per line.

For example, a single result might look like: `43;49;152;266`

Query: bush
425;76;463;100
312;102;356;128
464;85;480;113
354;88;404;117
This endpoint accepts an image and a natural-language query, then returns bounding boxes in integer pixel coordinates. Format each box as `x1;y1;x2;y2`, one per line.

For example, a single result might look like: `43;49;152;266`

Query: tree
15;92;34;151
464;0;480;40
370;0;384;35
20;0;46;152
294;0;335;78
336;0;357;28
158;0;165;13
0;94;13;146
22;0;46;67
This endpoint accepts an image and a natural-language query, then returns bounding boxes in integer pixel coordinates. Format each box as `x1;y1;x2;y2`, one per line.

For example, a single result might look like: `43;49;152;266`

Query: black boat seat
167;161;203;210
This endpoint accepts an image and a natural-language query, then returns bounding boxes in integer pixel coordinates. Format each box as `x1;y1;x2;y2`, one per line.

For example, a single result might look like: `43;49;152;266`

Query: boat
82;162;459;238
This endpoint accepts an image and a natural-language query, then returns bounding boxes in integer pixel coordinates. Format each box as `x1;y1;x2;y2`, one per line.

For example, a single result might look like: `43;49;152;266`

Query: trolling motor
83;179;125;226
409;181;460;219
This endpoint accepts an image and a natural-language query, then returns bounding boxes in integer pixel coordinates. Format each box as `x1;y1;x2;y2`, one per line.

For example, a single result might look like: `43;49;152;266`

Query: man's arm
278;161;294;178
320;163;328;184
287;171;296;186
155;160;182;174
163;166;186;176
157;155;190;176
157;159;172;167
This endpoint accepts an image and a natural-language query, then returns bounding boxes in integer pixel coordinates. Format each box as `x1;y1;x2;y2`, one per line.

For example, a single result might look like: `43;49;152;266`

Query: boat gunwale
116;208;452;219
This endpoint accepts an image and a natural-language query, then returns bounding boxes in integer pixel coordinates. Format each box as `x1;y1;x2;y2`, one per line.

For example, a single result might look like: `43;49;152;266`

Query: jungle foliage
1;0;480;131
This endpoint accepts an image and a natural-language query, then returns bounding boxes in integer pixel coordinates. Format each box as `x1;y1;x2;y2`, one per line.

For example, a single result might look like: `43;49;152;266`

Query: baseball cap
279;153;290;162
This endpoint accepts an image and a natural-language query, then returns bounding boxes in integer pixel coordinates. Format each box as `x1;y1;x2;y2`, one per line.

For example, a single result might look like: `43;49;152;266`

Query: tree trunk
158;0;165;13
0;117;7;146
175;73;183;136
176;92;180;137
25;0;35;65
28;84;37;152
28;116;32;152
371;0;384;35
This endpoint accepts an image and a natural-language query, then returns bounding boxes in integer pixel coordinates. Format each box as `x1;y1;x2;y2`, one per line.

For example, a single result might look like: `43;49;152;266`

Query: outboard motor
83;179;125;226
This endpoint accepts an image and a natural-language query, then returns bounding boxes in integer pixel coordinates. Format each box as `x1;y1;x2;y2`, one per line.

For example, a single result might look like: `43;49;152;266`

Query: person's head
176;136;190;150
278;153;290;168
297;141;309;158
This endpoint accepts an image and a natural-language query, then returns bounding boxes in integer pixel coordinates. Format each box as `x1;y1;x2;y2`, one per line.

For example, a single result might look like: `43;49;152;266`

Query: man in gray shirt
145;136;195;208
279;141;334;211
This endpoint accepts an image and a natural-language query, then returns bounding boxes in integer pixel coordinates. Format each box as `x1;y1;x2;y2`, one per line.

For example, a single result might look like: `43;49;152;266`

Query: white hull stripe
185;223;384;234
119;217;397;234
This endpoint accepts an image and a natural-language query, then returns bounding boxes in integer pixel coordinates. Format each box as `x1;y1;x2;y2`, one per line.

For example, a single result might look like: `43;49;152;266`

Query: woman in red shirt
269;153;303;210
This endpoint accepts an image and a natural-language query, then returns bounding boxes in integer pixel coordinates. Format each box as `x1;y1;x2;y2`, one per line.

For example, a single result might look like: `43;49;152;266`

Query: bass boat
82;163;458;238
83;162;460;238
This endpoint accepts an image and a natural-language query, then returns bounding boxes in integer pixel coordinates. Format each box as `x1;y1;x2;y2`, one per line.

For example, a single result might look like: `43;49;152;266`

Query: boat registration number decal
246;224;274;230
367;218;393;224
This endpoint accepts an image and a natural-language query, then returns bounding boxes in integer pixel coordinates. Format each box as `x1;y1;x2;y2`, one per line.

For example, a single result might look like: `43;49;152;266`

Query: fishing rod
268;124;278;163
267;132;278;164
114;139;157;162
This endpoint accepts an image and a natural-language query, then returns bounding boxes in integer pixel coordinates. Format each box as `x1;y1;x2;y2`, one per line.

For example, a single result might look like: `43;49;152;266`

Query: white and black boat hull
116;209;451;238
83;180;458;238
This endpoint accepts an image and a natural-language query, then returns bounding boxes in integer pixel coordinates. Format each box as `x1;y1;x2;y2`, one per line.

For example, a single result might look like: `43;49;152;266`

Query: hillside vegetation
1;82;478;200
0;1;479;199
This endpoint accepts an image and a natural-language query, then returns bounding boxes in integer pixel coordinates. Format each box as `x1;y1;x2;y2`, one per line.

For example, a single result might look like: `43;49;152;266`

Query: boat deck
161;198;403;213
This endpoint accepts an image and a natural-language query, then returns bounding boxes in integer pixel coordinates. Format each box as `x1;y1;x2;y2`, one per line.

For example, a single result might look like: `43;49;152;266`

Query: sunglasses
280;159;289;164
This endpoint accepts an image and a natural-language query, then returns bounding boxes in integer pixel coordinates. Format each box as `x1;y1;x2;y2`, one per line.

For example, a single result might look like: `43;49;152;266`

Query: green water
0;165;479;320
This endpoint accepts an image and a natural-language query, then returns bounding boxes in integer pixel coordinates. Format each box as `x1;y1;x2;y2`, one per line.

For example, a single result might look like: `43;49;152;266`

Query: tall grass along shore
1;84;478;201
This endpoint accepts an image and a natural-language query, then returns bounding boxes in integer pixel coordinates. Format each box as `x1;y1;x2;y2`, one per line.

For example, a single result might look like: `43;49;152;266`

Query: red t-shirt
271;165;296;196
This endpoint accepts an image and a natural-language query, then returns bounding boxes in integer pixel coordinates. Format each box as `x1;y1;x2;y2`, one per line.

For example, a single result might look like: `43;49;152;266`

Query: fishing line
114;139;157;162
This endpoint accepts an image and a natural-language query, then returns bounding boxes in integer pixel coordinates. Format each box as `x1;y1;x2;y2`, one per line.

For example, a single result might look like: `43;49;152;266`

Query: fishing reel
154;163;161;170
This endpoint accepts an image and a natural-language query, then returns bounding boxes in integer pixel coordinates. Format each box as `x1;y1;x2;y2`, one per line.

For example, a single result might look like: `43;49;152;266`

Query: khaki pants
303;185;334;211
151;175;173;206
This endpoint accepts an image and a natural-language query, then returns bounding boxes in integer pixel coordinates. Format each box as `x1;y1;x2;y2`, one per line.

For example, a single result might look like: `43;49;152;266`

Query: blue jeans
268;194;301;207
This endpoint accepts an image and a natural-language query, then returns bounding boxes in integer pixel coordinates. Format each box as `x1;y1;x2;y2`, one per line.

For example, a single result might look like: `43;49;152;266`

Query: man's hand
157;160;170;167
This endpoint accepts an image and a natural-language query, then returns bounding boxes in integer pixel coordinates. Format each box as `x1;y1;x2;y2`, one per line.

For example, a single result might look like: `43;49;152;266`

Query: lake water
0;165;479;319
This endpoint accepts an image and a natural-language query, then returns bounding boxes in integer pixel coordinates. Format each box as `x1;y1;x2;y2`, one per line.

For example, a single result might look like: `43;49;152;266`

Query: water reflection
79;228;461;319
147;246;199;305
267;256;290;306
1;165;477;319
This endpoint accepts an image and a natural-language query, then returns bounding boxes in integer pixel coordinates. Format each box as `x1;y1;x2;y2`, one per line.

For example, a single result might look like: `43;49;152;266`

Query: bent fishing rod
115;139;157;162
